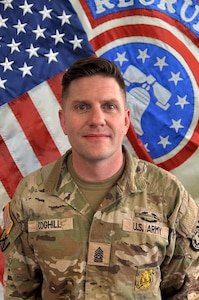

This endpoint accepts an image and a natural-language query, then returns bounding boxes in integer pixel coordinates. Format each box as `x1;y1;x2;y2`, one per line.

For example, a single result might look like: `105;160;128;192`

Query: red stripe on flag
47;71;65;106
9;93;61;166
0;136;23;198
0;227;4;285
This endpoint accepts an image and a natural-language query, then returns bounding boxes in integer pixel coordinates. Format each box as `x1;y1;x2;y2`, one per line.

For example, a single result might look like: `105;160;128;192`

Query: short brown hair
62;56;126;101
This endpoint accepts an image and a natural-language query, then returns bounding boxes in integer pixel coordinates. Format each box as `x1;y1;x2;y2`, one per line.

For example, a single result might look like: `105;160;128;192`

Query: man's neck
71;152;124;182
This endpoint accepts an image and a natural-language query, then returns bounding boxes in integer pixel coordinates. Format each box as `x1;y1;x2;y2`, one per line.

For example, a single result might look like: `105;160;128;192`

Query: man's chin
82;150;112;162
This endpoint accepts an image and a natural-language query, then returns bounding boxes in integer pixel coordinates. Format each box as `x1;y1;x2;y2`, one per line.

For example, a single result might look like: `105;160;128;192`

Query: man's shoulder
15;152;69;196
125;146;171;180
23;156;62;181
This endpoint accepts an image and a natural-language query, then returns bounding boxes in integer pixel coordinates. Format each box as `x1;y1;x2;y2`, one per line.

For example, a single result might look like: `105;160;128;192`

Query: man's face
59;74;130;164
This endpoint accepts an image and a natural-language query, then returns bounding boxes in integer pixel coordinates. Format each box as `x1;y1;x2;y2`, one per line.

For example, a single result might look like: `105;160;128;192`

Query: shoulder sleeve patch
191;224;199;251
3;202;13;235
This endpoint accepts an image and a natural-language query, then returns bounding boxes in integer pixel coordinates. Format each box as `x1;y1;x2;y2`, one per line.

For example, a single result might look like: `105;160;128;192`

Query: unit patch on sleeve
191;226;199;251
3;202;13;235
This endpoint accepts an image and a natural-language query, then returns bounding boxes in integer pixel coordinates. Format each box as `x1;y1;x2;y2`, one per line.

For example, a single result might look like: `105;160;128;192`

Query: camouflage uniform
1;147;199;299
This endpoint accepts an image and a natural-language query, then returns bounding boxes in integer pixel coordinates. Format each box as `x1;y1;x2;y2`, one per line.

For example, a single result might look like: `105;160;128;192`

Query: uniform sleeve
1;196;42;299
160;187;199;299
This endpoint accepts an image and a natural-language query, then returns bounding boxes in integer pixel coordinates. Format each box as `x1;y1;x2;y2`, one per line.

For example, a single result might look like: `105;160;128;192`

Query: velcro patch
123;219;169;239
3;202;13;235
28;218;73;232
87;242;111;266
191;227;199;251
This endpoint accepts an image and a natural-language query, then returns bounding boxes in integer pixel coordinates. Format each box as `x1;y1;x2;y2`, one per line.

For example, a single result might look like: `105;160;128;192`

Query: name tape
28;218;73;232
123;219;169;239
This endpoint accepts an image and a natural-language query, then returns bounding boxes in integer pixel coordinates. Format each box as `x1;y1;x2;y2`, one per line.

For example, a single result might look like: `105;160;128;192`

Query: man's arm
161;189;199;299
1;200;42;300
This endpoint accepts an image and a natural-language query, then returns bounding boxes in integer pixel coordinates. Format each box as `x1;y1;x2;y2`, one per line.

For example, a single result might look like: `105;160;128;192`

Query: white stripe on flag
29;82;71;155
71;2;93;36
0;103;41;176
0;181;11;226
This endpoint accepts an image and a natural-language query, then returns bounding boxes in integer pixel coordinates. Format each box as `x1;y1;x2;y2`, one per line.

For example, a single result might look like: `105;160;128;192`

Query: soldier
1;57;199;299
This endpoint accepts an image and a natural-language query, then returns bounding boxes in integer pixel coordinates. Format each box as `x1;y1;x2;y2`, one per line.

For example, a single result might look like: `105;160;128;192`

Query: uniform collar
44;146;146;197
117;146;147;194
44;148;72;195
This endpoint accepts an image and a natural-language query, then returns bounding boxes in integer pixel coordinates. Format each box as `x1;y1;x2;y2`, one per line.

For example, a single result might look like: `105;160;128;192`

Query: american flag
0;0;96;284
0;0;94;203
0;0;199;287
0;0;154;206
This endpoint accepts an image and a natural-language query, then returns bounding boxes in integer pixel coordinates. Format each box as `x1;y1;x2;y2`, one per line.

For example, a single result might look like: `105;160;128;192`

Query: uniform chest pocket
108;218;169;273
28;216;90;261
108;223;163;298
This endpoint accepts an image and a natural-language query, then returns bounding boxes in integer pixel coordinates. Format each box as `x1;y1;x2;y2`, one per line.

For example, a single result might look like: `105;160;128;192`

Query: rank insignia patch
87;242;111;266
135;269;154;290
3;202;13;235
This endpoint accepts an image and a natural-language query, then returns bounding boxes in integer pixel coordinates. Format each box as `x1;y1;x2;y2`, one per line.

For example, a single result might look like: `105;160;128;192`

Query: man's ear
59;109;67;135
124;108;131;134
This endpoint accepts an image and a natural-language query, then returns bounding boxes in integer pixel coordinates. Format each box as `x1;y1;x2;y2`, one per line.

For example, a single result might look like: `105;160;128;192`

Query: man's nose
88;107;105;126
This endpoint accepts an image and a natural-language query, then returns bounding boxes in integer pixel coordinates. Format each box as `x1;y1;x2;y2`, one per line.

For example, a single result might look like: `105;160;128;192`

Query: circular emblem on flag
90;10;199;171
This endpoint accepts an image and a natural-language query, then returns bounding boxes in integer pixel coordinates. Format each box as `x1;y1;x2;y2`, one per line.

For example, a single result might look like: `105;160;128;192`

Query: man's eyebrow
71;99;118;103
71;99;89;104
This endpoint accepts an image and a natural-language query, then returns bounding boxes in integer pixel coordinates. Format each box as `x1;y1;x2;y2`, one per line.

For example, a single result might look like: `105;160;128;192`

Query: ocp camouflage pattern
1;147;199;299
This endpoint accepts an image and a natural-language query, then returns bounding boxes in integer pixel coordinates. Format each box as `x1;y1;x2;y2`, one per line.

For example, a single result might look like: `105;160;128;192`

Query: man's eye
103;104;116;110
76;104;89;111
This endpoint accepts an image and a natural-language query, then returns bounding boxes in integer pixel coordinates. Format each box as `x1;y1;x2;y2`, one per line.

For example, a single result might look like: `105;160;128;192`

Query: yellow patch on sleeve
3;202;13;234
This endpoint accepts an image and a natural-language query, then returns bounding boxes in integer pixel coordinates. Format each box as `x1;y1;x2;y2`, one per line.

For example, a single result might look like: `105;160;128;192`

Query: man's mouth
84;133;109;140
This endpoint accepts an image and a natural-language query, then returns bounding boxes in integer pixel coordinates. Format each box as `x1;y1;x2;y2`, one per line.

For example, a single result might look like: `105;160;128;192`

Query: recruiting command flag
73;0;199;202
